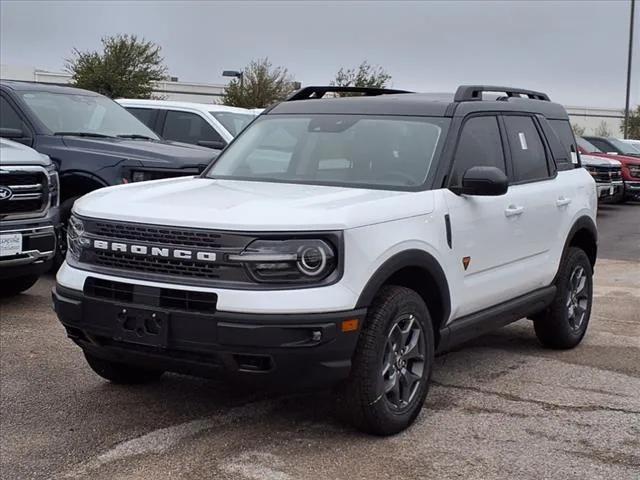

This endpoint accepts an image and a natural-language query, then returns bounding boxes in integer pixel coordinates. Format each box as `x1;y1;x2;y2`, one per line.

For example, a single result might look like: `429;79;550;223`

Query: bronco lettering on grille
93;239;217;262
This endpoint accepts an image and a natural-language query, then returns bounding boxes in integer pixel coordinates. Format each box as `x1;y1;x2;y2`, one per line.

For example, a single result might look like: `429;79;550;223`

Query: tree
620;105;640;139
66;34;167;99
330;61;392;96
594;121;612;137
221;58;296;108
571;123;586;136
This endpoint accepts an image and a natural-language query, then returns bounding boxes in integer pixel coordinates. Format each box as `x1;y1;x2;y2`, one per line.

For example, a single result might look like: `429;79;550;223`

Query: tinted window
450;116;505;186
543;119;575;169
504;116;550;182
577;137;601;153
127;107;157;129
0;96;24;130
163;111;223;145
586;138;615;153
207;115;449;190
209;111;254;136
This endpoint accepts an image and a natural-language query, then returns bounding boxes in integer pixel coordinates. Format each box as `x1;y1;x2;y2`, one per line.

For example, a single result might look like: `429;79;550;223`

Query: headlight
46;165;59;207
228;239;337;284
629;166;640;178
67;215;88;260
127;170;156;183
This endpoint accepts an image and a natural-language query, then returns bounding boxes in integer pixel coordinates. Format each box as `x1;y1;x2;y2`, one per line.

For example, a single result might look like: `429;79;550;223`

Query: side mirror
0;128;25;139
451;166;508;196
197;140;227;150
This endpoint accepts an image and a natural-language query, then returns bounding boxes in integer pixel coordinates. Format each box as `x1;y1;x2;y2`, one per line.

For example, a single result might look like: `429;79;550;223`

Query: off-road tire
340;285;434;436
84;352;164;384
0;275;39;297
534;247;593;349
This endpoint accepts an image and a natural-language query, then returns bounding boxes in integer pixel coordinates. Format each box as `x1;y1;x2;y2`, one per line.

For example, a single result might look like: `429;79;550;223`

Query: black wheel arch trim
559;215;597;272
355;249;451;323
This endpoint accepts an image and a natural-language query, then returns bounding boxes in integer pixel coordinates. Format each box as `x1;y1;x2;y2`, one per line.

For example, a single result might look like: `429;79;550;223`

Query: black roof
268;85;569;120
0;80;100;96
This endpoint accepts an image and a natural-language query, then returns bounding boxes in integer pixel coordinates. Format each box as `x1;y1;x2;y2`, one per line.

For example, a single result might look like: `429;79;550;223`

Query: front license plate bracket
114;307;170;348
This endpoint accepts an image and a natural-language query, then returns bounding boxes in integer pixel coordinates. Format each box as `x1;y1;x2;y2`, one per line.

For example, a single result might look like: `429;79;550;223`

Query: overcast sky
1;0;638;108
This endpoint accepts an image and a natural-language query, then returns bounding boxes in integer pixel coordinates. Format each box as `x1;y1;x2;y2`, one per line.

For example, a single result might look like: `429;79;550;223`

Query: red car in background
577;137;640;202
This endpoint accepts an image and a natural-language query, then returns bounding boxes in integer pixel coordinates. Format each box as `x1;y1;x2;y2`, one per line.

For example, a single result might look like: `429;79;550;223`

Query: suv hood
74;177;434;231
60;136;217;169
581;154;621;167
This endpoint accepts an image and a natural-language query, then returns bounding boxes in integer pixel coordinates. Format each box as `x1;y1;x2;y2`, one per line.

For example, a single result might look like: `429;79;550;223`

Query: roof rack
286;86;413;101
454;85;550;102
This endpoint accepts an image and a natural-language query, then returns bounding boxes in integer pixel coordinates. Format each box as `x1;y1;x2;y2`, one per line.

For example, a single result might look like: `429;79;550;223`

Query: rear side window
503;116;550;183
450;116;506;186
548;119;579;168
127;107;157;130
163;111;224;145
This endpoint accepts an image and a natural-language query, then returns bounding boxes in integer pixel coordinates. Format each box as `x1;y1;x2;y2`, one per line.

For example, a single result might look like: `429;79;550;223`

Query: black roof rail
286;86;413;101
454;85;550;102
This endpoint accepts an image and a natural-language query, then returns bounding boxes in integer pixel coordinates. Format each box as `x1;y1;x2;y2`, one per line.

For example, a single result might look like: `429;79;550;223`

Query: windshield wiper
117;134;156;140
54;131;115;138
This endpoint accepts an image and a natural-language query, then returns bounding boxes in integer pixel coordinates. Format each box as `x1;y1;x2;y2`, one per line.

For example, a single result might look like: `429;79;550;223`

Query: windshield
209;111;254;136
206;114;449;190
609;138;640;154
577;137;602;153
19;91;160;139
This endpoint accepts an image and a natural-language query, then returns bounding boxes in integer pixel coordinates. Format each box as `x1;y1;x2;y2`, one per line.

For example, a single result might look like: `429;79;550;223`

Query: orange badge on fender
462;256;471;270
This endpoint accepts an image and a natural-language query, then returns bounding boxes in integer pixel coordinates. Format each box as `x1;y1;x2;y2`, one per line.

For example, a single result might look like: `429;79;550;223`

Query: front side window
126;107;157;129
503;116;550;182
209;111;254;136
206;115;449;190
163;111;224;145
0;96;24;130
450;116;506;186
577;137;602;153
18;91;159;138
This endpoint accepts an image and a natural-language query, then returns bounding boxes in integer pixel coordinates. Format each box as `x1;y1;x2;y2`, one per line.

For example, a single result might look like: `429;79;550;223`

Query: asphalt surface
1;203;639;480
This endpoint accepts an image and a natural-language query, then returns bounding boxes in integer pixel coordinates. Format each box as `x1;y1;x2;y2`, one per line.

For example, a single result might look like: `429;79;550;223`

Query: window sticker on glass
570;152;578;164
518;132;528;150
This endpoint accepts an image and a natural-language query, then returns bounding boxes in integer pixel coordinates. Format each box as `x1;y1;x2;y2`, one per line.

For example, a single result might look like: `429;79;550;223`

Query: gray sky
1;0;638;108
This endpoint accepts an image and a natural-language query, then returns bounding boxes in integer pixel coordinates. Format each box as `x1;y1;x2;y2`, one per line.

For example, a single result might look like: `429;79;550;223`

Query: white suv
54;86;598;435
116;99;256;150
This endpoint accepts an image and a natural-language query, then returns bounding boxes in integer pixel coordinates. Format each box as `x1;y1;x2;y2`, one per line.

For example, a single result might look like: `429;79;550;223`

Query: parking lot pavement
1;205;639;480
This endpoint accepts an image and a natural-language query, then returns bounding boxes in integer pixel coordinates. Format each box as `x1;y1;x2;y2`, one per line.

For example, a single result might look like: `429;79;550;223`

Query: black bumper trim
52;284;365;387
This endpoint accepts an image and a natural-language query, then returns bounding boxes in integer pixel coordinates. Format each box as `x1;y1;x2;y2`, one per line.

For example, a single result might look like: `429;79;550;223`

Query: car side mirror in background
450;166;509;196
0;128;25;139
197;140;227;150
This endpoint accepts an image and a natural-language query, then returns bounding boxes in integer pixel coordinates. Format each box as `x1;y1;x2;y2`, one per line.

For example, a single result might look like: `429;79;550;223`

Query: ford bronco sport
52;85;598;435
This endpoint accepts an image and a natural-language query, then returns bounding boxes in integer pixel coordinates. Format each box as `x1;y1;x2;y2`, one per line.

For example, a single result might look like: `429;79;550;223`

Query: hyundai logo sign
0;186;14;201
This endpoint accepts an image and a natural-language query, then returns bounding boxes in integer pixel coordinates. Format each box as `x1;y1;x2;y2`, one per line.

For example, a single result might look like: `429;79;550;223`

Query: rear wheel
534;247;593;349
84;352;164;384
0;275;39;297
340;285;434;436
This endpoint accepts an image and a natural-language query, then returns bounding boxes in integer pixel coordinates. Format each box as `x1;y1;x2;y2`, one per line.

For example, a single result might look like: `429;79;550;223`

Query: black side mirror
451;166;508;196
0;128;25;139
197;140;227;150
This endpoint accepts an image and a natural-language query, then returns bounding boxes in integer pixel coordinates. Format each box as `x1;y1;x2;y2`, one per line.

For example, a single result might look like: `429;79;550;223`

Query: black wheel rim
380;313;426;412
567;265;589;331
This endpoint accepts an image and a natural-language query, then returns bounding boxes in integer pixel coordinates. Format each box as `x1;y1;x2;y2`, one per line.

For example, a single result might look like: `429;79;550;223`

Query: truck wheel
534;247;593;349
51;196;79;270
84;352;164;384
340;285;434;435
0;275;39;297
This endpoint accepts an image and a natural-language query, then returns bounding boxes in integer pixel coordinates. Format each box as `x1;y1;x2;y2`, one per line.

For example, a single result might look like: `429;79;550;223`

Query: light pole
624;0;636;139
222;70;244;90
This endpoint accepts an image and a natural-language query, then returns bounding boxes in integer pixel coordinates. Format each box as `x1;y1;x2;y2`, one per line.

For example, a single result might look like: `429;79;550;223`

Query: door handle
504;205;525;217
556;197;572;207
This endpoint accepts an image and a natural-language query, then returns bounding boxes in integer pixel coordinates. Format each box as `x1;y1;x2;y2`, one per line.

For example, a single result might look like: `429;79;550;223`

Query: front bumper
0;221;57;280
52;282;365;387
623;180;640;199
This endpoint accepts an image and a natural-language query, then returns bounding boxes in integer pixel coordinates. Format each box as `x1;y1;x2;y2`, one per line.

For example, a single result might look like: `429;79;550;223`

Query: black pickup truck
0;81;218;262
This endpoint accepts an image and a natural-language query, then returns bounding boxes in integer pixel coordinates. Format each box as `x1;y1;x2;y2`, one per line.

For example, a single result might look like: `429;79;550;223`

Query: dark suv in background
0;81;218;262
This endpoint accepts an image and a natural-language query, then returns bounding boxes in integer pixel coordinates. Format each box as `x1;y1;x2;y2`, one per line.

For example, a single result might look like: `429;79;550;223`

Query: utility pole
624;0;636;139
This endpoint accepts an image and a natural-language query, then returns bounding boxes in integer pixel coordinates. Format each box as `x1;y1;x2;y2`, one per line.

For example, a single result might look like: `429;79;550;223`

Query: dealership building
1;64;625;136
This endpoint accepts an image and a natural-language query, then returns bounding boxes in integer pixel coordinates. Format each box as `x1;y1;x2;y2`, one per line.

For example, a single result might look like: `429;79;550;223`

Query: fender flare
562;215;598;265
59;171;109;200
355;249;451;323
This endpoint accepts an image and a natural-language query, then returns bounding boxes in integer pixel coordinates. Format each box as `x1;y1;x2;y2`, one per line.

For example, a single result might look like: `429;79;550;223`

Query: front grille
0;167;48;218
84;277;218;313
79;218;256;284
590;166;623;183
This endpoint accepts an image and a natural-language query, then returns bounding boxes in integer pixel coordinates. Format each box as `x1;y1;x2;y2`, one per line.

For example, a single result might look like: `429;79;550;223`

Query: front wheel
340;285;434;436
534;247;593;349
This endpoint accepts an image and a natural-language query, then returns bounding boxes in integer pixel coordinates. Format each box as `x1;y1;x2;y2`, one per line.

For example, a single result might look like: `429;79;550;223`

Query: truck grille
78;218;256;286
0;166;48;219
589;165;623;183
